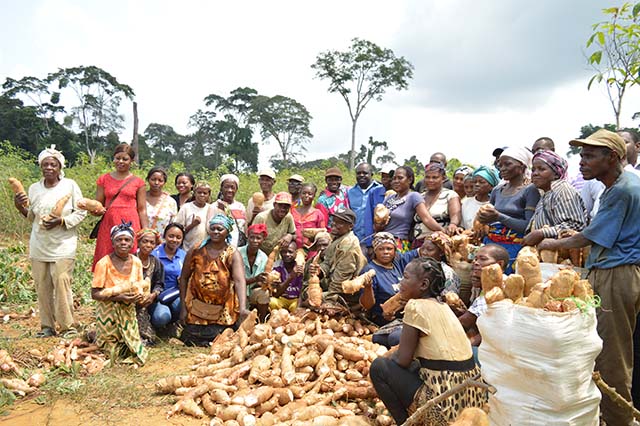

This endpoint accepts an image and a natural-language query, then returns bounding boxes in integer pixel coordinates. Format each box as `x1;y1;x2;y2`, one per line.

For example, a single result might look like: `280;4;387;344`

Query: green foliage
354;136;397;170
567;123;635;156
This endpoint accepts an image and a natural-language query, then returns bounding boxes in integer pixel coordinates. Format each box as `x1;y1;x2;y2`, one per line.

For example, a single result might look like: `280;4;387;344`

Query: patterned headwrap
500;146;533;169
472;165;500;187
454;165;474;177
533;150;568;180
38;145;65;177
110;220;134;241
428;231;453;262
424;162;446;175
220;174;240;188
198;214;235;248
136;228;161;246
247;223;268;237
372;232;397;251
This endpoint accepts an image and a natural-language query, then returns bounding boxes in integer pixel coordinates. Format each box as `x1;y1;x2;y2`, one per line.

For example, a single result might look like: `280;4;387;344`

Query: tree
586;3;640;129
217;116;258;173
143;123;186;165
311;38;414;168
354;136;397;170
48;66;134;163
186;110;225;171
567;123;634;156
403;155;424;175
250;95;313;169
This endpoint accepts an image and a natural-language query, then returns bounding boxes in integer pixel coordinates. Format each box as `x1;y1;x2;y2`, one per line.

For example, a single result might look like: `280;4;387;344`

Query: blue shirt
151;244;186;290
582;171;640;269
363;185;388;247
347;181;381;241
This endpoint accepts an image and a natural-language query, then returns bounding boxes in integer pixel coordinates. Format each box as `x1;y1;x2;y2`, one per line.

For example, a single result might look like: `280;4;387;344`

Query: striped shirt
529;179;587;238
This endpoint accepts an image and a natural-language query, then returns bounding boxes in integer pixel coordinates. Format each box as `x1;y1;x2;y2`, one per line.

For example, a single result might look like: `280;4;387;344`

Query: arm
91;287;142;304
447;195;462;231
395;324;420;368
538;232;592;251
13;192;29;218
178;249;194;321
359;276;375;310
136;185;148;229
231;250;248;314
415;202;445;232
458;311;478;331
64;180;88;229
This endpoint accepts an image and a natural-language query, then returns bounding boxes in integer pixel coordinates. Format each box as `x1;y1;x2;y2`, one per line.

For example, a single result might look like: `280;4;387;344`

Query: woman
150;223;186;334
461;166;499;230
239;224;269;319
477;147;540;272
369;258;484;425
463;175;476;199
171;172;195;211
292;183;326;249
375;166;444;253
179;214;249;346
13;146;86;338
421;232;461;295
146;166;177;235
453;165;474;200
522;150;587;246
91;222;148;365
92;143;148;270
216;174;247;247
413;163;461;246
175;181;215;253
135;228;165;344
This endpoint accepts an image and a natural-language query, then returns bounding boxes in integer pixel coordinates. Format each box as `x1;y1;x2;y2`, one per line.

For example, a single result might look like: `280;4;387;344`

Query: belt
418;356;475;372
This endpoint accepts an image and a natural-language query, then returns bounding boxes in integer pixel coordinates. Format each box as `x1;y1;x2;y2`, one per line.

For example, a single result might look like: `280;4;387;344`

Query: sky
1;0;638;175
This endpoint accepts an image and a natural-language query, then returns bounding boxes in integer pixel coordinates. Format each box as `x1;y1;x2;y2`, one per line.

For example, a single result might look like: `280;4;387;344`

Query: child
175;182;216;252
461;166;499;230
269;241;304;312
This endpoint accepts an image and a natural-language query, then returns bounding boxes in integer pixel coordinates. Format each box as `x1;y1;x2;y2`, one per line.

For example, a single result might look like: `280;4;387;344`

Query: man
491;146;507;169
362;166;395;251
539;129;640;426
531;137;555;154
415;152;453;192
287;174;305;207
315;167;349;232
619;130;639;171
252;192;296;255
347;163;380;243
246;169;277;225
309;209;367;307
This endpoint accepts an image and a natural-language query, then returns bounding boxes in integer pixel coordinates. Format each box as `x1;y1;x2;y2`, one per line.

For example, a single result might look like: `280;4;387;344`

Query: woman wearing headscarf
216;174;247;247
452;165;475;200
477;147;540;272
522;150;587;246
13;146;87;338
91;221;148;365
461;166;500;230
179;214;249;346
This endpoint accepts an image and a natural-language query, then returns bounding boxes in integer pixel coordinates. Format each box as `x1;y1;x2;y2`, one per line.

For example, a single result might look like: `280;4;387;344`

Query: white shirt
461;196;490;230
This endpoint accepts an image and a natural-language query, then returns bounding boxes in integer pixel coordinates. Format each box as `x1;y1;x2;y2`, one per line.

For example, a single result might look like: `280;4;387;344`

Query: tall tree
48;66;134;163
186;110;224;170
218;116;258;173
311;38;413;168
250;95;313;169
586;3;640;129
354;136;397;170
204;87;258;127
143;123;186;165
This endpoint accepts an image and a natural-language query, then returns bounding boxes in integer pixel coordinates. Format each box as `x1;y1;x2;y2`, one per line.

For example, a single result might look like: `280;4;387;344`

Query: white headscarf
220;174;240;188
500;146;533;169
37;145;65;177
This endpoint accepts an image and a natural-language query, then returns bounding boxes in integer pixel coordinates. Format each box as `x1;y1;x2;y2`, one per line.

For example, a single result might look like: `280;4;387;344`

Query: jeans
372;327;403;348
150;297;181;328
370;356;423;424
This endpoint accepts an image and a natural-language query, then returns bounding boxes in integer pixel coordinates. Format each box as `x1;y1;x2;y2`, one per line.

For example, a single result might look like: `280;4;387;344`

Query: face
280;242;297;263
300;186;316;206
272;202;291;221
331;217;352;238
453;173;466;193
391;168;411;193
421;240;443;261
498;156;525;181
314;237;330;253
40;157;61;181
380;173;392;190
424;170;444;191
430;154;446;166
399;263;427;300
258;175;275;192
148;172;166;192
579;146;614;180
472;248;500;281
374;242;396;265
208;223;229;242
288;179;303;195
221;181;237;203
531;158;556;191
248;230;265;250
194;188;211;206
164;226;184;251
464;178;475;197
113;234;133;256
355;165;373;188
138;235;157;256
325;176;342;193
474;176;493;197
531;140;552;154
176;176;193;195
114;152;132;173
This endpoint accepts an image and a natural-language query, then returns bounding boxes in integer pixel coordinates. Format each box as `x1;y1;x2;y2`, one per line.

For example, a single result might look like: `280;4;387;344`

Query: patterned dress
146;192;177;236
92;255;148;365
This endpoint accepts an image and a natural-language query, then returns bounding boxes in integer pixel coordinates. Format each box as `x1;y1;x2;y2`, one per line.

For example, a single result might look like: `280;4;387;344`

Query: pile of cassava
156;309;396;426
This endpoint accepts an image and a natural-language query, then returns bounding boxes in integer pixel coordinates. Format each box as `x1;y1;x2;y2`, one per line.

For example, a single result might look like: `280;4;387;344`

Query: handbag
89;176;137;239
190;298;223;321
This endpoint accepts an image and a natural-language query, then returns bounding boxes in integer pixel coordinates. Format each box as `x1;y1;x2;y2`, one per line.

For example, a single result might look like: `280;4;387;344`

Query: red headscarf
247;223;268;237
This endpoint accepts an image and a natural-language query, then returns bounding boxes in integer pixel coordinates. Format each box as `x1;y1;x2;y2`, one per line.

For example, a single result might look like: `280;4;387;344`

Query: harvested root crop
341;270;376;294
502;274;524;302
373;204;390;226
77;198;104;214
8;177;28;207
485;287;506;304
516;246;542;295
481;264;503;293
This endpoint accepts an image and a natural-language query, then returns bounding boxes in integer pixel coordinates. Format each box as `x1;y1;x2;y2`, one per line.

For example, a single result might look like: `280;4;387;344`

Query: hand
522;230;544;246
217;200;227;211
373;222;385;232
42;215;63;230
252;206;263;217
91;207;107;216
191;214;201;227
138;292;157;308
445;223;460;236
477;206;499;223
256;273;269;285
308;263;320;277
117;293;143;304
279;234;293;247
292;264;304;277
14;193;28;209
537;238;557;252
238;308;250;324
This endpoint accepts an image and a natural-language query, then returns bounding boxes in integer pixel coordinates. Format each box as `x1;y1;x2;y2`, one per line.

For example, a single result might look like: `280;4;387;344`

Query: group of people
13;129;640;425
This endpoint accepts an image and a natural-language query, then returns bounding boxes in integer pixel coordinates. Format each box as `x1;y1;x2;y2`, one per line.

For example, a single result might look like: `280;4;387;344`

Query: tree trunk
132;102;139;164
350;119;357;169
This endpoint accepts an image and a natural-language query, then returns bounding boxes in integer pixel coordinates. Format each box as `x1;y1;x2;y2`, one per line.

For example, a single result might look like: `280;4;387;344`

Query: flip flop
59;328;79;339
35;327;56;338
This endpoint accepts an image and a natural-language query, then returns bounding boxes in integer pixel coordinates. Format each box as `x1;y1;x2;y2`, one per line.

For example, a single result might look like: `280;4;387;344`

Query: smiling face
300;184;316;207
531;158;556;191
113;152;133;173
424;170;445;191
280;241;297;264
138;234;157;256
258;175;275;193
40;157;61;181
325;176;342;193
497;156;525;181
272;202;291;222
355;164;373;188
208;223;229;243
164;226;184;252
373;242;396;266
147;171;166;193
175;175;193;195
221;180;237;203
112;234;133;256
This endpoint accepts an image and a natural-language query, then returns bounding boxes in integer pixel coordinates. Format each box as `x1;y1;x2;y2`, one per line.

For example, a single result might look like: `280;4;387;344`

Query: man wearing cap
308;208;367;307
246;169;277;225
252;191;296;255
362;166;396;253
287;174;305;207
347;163;380;243
539;129;640;426
315;167;349;232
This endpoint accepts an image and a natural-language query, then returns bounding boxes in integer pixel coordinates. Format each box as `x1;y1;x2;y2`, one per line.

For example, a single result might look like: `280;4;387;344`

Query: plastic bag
477;300;602;425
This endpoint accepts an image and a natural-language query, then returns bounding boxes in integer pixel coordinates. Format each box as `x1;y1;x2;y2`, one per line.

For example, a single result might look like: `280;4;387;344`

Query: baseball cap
288;174;305;182
492;147;508;157
325;167;343;178
273;191;292;205
330;208;356;225
569;129;626;159
258;168;276;179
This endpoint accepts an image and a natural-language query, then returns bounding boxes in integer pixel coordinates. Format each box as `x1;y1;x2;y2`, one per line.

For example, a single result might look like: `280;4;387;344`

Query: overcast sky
1;0;637;174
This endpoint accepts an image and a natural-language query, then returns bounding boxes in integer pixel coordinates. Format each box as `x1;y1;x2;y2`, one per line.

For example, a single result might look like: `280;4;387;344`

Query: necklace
139;256;150;269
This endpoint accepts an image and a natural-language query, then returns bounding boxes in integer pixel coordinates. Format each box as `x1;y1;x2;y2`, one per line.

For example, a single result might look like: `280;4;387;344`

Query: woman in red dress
92;144;148;270
291;183;326;249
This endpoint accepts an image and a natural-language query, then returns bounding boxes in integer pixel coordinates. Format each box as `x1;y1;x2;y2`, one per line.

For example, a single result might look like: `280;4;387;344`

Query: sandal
59;328;79;339
35;327;56;338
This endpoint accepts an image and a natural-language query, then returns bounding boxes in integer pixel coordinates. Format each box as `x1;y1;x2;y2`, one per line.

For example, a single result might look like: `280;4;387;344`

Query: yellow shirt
403;298;472;361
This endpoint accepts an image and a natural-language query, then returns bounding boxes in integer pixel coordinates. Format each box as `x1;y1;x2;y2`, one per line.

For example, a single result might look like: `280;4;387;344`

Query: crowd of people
12;130;640;425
